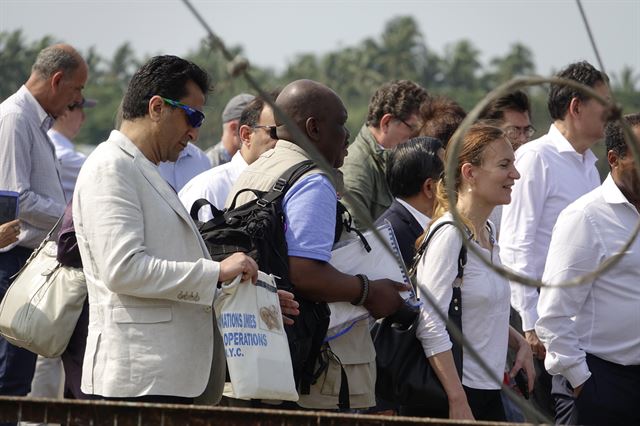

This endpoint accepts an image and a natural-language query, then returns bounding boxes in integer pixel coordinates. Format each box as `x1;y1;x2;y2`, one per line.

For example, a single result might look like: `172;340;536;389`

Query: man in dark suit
375;136;444;268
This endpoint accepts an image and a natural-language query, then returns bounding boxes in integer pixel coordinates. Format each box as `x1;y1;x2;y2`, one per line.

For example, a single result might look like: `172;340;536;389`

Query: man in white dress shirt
180;95;277;221
204;93;255;167
499;61;609;422
536;113;640;424
47;97;96;201
0;43;87;400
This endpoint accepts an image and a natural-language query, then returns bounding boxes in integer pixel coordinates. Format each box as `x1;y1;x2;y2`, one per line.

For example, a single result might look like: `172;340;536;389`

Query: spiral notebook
326;221;418;341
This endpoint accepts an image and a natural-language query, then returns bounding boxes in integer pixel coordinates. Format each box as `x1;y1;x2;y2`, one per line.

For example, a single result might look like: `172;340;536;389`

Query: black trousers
399;386;505;421
464;386;506;421
574;354;640;425
0;247;37;396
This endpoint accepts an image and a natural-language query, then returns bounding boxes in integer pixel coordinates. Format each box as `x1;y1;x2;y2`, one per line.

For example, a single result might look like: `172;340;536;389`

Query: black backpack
189;160;331;397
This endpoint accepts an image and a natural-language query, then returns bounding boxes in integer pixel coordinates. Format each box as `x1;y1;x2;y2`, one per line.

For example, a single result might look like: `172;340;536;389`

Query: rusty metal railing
0;397;532;425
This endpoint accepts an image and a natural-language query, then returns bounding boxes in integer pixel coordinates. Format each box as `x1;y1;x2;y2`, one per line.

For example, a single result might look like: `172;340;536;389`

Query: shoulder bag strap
408;220;468;378
9;214;64;280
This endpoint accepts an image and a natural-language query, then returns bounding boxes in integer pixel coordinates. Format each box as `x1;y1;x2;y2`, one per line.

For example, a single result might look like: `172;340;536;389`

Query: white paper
326;222;417;340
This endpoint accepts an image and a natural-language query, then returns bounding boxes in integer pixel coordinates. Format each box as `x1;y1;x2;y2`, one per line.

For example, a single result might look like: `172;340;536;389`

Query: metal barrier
0;397;529;425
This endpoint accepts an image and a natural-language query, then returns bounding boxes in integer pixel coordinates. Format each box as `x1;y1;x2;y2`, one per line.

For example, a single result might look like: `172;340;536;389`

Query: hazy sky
2;0;639;80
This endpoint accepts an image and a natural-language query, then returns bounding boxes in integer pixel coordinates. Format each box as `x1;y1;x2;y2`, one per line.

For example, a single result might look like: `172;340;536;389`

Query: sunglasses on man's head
160;97;205;128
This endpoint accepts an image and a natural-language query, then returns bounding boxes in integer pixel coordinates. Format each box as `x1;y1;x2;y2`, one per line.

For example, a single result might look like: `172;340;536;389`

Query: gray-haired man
0;43;87;397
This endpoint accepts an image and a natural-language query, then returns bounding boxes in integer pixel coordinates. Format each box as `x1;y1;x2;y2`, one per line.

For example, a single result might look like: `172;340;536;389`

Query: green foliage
0;30;56;99
1;17;639;152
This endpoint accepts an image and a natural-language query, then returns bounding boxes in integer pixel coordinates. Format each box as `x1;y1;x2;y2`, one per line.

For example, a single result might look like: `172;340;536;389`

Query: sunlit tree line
1;16;639;150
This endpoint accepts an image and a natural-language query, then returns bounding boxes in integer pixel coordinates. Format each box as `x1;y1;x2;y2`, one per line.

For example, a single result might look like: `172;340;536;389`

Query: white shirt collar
548;124;598;165
19;85;54;131
395;198;430;230
231;151;249;167
602;173;632;206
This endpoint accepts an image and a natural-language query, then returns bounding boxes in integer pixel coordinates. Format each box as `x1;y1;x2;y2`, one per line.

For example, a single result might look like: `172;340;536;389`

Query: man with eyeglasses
72;55;260;404
340;80;429;231
479;90;535;152
479;90;535;236
500;61;610;424
157;97;211;192
179;94;278;220
205;93;255;168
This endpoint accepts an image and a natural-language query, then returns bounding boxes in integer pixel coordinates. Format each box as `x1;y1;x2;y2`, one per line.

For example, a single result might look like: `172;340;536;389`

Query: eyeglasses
503;125;536;140
396;117;419;134
252;125;274;132
161;97;205;128
252;125;277;139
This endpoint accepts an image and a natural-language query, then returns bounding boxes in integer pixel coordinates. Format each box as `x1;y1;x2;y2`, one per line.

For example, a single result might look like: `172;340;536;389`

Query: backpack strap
193;160;316;221
254;160;316;207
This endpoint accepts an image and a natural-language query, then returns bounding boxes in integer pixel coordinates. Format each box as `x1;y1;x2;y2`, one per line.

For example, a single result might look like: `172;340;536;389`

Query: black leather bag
373;221;467;409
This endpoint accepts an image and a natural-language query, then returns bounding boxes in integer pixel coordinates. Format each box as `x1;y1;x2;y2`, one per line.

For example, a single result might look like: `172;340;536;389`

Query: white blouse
416;213;510;390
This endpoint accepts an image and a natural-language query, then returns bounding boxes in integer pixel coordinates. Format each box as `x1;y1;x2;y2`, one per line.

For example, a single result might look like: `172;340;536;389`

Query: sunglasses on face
161;97;205;128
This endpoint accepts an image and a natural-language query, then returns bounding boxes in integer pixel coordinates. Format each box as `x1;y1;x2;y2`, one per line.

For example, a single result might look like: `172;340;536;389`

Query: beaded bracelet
351;274;370;306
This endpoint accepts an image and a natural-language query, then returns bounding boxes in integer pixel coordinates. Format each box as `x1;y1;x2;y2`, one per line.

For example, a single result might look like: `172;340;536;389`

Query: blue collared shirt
158;142;212;192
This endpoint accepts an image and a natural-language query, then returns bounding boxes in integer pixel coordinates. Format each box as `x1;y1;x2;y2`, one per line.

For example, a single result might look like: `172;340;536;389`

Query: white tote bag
214;271;298;401
0;236;86;358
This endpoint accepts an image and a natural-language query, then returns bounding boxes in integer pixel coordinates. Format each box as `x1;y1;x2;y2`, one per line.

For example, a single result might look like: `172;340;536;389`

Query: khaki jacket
226;140;376;409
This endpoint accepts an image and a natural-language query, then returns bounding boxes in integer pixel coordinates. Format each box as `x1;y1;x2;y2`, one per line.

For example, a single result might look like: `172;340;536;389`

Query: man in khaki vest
226;79;408;410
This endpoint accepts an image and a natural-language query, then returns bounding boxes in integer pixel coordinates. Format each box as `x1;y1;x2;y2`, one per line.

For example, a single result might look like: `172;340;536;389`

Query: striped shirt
0;85;65;249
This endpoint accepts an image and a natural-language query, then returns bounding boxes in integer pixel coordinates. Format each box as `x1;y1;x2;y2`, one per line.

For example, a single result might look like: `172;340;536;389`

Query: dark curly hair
548;61;607;120
366;80;429;128
122;55;211;120
605;112;640;159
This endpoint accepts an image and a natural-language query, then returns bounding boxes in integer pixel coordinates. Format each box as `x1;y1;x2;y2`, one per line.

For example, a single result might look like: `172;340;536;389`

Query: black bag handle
189;198;224;223
227;188;266;211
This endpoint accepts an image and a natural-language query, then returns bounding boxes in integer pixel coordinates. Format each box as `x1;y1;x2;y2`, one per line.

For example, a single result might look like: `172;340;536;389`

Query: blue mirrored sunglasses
161;97;205;128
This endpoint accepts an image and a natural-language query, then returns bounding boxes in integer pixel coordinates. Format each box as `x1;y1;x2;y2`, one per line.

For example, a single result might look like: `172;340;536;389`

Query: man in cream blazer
73;55;258;403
